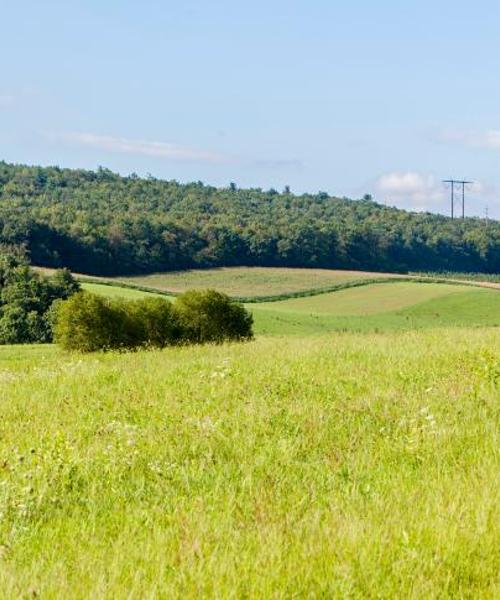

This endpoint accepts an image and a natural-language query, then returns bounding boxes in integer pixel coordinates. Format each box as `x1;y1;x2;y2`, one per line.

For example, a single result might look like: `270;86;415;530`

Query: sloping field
0;329;498;597
251;288;500;335
81;282;169;300
255;282;465;315
38;265;499;300
83;279;500;335
105;266;400;297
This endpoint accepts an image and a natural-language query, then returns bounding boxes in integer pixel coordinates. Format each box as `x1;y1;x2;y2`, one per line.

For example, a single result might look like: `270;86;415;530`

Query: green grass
4;270;498;596
251;287;500;335
0;329;498;597
256;282;465;315
81;282;170;300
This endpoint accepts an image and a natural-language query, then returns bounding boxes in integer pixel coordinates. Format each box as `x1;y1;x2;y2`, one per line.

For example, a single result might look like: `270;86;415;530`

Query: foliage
0;329;497;596
174;289;254;343
127;297;181;348
54;290;253;351
0;253;80;344
0;162;498;275
54;292;136;352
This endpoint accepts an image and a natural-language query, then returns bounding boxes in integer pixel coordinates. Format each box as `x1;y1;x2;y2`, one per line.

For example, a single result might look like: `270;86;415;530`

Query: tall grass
0;328;498;597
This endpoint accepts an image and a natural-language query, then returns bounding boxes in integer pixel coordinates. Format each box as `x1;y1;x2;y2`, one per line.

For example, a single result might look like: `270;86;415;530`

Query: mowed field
1;269;499;597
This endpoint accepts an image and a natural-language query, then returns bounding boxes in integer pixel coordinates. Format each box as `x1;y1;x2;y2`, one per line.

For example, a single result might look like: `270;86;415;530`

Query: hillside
0;161;498;276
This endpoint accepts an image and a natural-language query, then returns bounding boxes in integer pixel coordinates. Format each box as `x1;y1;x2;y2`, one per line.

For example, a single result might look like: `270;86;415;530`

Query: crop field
256;282;464;315
105;266;400;298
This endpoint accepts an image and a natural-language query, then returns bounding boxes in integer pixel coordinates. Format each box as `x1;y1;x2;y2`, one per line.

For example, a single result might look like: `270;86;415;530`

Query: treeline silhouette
0;161;498;275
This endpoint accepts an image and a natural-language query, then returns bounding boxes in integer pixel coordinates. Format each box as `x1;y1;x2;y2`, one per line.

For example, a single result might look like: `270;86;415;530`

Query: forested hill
0;161;498;275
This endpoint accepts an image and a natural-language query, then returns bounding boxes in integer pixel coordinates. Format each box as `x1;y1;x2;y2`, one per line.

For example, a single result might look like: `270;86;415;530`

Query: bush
54;289;253;352
54;293;129;352
127;297;181;348
173;289;253;343
54;293;180;352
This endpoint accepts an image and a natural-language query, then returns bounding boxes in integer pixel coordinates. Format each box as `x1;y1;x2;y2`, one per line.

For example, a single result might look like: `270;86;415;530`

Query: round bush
173;289;253;343
54;292;135;352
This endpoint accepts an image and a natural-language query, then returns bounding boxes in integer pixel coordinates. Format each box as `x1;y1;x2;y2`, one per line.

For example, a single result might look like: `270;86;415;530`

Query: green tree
0;253;80;344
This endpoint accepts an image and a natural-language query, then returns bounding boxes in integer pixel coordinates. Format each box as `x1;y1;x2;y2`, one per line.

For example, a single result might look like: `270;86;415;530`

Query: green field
82;282;169;300
256;282;464;315
83;279;500;335
1;271;499;597
0;329;498;597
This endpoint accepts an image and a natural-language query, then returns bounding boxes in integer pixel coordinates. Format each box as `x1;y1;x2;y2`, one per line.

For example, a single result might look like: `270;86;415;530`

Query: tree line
0;161;498;275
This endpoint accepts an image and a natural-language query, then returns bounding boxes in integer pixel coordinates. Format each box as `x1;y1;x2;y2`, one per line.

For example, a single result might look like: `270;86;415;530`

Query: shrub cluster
0;252;80;344
54;289;253;352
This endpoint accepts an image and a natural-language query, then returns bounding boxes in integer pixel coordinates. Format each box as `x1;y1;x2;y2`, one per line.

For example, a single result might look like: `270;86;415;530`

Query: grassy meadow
0;329;498;597
0;270;499;597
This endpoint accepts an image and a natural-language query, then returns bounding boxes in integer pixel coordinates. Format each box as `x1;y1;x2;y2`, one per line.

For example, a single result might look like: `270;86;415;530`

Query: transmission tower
443;179;473;218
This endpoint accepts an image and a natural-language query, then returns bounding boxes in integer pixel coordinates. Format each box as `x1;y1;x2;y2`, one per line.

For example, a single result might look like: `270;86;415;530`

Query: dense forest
0;161;498;275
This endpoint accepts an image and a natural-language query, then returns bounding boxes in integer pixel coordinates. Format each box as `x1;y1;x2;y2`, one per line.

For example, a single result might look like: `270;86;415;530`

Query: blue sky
1;0;499;218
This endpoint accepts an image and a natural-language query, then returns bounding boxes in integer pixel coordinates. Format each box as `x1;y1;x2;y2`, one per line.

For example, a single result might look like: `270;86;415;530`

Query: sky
1;0;499;219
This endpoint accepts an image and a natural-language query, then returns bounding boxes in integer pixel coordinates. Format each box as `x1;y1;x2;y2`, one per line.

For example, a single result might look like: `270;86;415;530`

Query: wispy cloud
47;131;228;163
46;130;302;171
437;128;500;151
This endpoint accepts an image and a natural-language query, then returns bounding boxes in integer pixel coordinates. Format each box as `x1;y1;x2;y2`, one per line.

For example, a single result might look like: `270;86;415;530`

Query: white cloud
374;171;498;218
375;172;447;213
48;131;228;163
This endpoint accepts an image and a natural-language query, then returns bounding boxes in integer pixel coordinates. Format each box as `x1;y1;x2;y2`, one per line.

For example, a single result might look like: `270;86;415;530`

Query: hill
0;161;498;275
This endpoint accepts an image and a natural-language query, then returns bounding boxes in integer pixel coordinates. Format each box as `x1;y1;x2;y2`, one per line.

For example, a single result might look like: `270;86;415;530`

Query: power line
443;179;473;219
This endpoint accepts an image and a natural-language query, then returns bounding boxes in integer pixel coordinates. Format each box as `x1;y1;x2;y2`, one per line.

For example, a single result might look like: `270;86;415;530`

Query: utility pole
443;179;473;219
443;180;455;218
459;180;473;218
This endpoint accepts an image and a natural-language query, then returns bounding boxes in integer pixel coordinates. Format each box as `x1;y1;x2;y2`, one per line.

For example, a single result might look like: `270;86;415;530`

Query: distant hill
0;161;498;275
